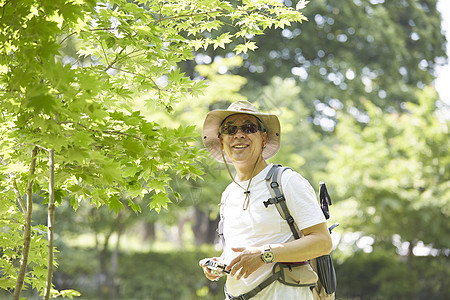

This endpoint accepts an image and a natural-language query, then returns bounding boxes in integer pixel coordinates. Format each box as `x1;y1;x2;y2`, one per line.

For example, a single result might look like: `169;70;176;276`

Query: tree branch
12;178;26;214
59;32;77;45
99;38;111;67
104;47;125;72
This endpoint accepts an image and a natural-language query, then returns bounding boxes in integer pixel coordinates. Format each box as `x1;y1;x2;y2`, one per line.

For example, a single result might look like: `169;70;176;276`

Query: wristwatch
261;245;274;263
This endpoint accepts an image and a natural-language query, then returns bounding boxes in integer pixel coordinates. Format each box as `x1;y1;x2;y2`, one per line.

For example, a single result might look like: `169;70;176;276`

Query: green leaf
57;289;82;299
66;147;90;163
213;33;232;50
70;195;79;211
168;68;185;83
234;44;248;54
128;199;142;213
108;195;124;214
26;94;57;114
122;138;145;158
149;192;170;213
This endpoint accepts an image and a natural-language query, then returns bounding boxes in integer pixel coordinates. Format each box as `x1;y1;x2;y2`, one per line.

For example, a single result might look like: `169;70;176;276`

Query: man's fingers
203;266;221;281
232;247;245;252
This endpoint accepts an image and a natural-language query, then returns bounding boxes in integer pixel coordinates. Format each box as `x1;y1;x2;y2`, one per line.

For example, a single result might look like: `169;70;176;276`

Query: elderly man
199;100;332;299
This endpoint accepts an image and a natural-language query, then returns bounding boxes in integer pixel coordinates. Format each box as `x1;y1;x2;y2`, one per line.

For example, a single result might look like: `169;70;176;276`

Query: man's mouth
232;144;248;149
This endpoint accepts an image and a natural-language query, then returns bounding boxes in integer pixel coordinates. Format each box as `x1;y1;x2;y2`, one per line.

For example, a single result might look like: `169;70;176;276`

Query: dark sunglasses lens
223;125;238;135
242;123;258;133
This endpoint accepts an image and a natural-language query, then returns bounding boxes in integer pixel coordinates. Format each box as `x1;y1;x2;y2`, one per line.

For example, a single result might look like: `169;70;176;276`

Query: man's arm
225;222;332;280
270;222;332;262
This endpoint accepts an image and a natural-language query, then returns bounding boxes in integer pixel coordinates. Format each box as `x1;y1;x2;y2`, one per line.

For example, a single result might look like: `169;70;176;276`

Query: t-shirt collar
235;163;274;184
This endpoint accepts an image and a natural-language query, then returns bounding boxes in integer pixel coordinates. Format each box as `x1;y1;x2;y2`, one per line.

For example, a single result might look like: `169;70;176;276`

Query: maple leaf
149;192;171;213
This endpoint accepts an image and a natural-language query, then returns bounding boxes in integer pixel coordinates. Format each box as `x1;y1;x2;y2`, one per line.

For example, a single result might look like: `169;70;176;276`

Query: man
200;100;332;299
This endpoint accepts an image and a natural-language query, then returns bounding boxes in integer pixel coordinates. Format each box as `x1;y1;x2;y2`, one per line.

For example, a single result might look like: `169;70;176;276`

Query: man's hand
225;247;266;280
199;257;222;281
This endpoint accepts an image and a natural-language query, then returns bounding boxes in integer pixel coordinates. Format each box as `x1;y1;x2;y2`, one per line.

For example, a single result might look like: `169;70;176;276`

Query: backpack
263;164;337;300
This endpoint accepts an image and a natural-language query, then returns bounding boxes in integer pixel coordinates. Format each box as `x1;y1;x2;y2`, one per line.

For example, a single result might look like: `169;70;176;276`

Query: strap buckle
263;199;272;208
287;216;295;225
263;195;285;208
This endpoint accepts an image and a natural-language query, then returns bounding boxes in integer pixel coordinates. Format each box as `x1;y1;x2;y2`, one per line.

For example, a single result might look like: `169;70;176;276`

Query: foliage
327;87;450;251
0;0;308;218
335;249;450;300
336;250;410;300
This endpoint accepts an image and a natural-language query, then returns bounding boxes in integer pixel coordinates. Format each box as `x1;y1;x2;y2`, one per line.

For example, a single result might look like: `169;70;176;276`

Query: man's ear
263;132;268;147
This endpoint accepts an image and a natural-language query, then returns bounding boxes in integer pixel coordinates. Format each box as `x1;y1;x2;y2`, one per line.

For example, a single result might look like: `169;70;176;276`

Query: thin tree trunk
98;231;112;299
44;149;55;300
109;214;123;300
13;146;39;300
407;239;417;266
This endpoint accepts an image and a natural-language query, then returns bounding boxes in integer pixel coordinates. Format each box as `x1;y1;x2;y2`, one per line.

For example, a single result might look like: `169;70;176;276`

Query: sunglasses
220;123;260;135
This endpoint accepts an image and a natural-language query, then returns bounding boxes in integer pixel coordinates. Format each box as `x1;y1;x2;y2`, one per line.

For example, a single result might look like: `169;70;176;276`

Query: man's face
219;114;267;165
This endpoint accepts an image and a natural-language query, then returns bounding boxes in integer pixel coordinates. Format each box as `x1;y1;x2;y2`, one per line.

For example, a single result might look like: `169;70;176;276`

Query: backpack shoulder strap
264;164;301;240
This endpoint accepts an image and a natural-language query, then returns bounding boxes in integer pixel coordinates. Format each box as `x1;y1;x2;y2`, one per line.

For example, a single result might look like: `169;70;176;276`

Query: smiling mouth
232;144;248;149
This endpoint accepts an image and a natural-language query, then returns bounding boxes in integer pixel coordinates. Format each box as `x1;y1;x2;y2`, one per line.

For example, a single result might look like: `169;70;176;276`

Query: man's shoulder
269;165;312;191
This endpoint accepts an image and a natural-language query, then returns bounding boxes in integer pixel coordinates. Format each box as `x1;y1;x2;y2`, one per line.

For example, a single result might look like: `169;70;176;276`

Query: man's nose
234;127;246;136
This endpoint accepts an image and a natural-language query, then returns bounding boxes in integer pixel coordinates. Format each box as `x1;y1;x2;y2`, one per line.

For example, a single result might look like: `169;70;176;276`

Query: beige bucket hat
202;100;281;163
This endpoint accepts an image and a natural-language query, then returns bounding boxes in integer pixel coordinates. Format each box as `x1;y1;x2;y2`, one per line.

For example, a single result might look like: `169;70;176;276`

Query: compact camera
200;258;230;277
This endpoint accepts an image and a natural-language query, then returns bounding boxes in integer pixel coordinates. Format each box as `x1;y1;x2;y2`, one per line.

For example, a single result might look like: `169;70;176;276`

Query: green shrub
117;251;224;300
52;247;225;300
334;250;449;300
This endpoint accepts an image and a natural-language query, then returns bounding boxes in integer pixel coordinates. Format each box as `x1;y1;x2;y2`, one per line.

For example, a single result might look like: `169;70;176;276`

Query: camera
200;258;230;277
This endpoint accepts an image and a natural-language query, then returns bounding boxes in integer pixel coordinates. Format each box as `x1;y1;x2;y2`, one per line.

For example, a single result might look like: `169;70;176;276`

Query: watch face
263;251;274;263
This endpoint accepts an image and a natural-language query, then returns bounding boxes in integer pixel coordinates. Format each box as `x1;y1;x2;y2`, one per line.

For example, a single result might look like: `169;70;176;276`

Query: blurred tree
244;0;447;115
327;86;449;256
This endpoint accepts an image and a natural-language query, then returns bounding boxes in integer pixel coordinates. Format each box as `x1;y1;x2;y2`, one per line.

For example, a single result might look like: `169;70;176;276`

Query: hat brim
202;110;280;163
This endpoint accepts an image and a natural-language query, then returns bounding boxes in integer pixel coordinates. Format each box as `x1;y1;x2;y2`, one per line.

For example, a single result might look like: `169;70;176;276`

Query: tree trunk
142;221;156;242
177;214;189;249
44;149;55;300
98;231;112;299
13;146;39;300
407;239;417;266
109;212;124;300
192;208;219;245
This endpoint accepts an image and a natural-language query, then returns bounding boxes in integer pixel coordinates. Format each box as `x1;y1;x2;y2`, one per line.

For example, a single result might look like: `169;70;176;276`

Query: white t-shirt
219;164;326;299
